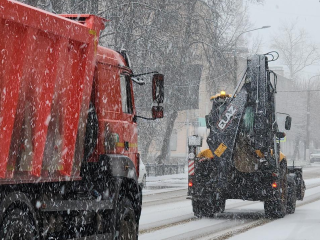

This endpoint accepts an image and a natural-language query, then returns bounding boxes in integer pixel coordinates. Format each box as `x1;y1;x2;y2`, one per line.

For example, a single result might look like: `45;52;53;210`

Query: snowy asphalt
139;163;320;240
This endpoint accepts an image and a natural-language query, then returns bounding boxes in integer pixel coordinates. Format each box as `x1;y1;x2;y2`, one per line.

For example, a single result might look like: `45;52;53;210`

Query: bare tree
16;0;253;165
271;21;320;80
97;0;252;164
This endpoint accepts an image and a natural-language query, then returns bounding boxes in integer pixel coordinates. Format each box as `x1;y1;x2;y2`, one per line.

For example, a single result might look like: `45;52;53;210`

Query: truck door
119;74;138;167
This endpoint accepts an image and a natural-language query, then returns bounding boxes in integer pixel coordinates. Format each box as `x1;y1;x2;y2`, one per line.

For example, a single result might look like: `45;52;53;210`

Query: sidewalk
143;172;188;196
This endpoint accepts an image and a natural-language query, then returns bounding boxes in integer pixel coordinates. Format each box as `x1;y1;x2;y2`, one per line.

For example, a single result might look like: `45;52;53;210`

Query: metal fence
145;164;186;176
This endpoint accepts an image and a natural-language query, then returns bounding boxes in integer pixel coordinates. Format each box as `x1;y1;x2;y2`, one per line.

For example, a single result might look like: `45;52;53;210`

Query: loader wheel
192;200;201;217
0;208;37;240
264;162;288;218
215;198;226;213
287;178;297;214
115;197;138;240
192;196;225;217
193;200;215;218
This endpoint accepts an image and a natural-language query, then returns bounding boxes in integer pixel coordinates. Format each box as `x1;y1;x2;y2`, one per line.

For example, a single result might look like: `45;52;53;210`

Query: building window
170;131;177;151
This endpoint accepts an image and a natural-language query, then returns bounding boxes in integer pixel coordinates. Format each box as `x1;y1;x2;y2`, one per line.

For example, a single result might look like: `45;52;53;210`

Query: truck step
66;233;112;240
40;199;113;212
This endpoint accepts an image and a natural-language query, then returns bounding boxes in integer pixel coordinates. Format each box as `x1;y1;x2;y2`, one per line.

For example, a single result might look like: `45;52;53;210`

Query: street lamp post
234;26;271;84
305;74;320;163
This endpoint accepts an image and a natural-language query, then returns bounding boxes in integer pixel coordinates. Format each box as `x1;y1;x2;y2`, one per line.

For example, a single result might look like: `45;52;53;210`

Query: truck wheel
115;197;137;240
0;208;36;240
264;163;288;218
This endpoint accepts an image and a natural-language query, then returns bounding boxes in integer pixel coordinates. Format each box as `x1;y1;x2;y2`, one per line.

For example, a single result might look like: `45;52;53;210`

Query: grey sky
248;0;320;78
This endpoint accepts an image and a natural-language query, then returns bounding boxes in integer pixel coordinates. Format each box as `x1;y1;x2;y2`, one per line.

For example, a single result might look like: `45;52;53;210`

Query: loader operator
209;91;231;117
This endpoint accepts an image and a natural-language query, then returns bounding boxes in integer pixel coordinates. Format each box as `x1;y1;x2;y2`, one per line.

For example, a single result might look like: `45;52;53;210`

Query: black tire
192;200;201;218
216;198;226;213
264;162;288;218
0;208;36;240
115;197;138;240
287;179;297;214
192;195;226;218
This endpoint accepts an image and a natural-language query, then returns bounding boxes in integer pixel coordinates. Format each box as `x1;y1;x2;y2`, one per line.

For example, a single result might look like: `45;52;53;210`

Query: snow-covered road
139;164;320;240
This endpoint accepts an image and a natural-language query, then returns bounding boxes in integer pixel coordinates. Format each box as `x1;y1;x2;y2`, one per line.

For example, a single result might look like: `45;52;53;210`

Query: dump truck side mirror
152;106;163;119
152;74;164;104
285;116;292;130
151;74;164;119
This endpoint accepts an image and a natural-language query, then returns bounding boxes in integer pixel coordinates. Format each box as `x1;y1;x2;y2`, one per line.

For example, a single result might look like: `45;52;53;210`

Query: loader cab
205;91;231;128
210;91;231;114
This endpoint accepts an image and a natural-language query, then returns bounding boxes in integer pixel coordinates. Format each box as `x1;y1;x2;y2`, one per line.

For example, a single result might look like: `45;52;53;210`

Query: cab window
120;75;133;114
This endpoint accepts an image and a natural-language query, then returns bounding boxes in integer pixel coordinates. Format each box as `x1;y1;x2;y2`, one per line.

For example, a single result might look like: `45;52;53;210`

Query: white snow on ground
142;172;188;195
228;199;320;240
140;166;320;240
140;172;190;229
140;218;227;240
140;198;191;227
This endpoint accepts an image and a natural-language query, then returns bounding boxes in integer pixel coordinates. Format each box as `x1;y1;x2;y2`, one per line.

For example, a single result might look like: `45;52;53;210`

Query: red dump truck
0;1;164;239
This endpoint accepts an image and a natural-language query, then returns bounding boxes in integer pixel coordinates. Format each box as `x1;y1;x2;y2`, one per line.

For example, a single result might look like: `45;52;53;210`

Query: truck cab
0;1;164;239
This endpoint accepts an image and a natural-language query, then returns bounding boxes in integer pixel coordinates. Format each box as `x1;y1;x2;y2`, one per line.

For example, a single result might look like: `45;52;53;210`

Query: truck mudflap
40;199;113;212
67;234;112;240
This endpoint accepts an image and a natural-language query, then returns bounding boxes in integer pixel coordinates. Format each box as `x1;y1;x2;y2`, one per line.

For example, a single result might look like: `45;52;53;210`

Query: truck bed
0;0;105;183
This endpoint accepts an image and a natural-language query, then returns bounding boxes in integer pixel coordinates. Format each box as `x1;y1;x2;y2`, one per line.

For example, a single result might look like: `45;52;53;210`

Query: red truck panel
0;0;105;183
94;47;139;174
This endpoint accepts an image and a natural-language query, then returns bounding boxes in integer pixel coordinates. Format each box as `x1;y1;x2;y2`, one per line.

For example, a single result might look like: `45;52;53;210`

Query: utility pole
304;74;320;163
306;89;310;162
233;26;271;84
